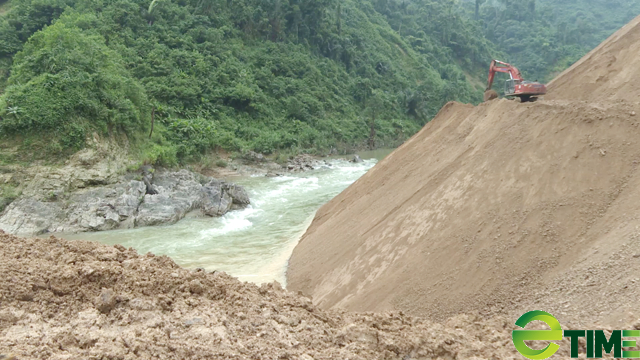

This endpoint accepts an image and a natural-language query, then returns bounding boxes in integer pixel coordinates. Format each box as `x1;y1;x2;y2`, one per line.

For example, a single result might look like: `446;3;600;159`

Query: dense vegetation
461;0;640;81
0;0;638;165
0;0;493;164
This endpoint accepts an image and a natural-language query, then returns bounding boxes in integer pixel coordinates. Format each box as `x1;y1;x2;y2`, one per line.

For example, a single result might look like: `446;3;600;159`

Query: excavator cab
504;79;520;97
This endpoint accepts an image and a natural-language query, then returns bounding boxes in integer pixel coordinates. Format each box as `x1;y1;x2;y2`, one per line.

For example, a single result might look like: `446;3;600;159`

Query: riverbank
0;136;385;237
56;156;382;285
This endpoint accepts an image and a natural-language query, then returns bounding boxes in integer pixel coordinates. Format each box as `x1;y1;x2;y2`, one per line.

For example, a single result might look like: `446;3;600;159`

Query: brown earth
547;14;640;103
0;232;536;360
4;233;636;360
483;89;499;102
287;14;640;327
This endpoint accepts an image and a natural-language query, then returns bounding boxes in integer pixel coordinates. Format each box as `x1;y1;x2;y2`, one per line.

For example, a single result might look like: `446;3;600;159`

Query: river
59;149;391;285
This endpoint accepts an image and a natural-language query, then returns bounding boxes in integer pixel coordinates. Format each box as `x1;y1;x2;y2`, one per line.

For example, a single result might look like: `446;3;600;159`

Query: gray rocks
136;193;188;227
243;151;266;163
136;170;206;227
351;155;364;163
201;181;232;217
0;170;250;236
0;198;63;235
95;289;117;314
224;183;250;206
64;180;146;232
287;154;328;172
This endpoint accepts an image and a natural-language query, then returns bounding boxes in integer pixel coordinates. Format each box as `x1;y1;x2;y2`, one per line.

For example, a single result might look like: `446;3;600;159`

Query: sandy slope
548;14;640;103
287;14;640;326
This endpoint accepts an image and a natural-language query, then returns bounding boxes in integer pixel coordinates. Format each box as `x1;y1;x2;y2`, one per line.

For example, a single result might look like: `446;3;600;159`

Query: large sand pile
547;14;640;103
0;233;532;360
287;14;640;326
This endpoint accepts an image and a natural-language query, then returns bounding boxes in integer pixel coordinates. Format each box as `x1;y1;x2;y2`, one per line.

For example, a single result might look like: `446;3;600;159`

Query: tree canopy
460;0;640;81
0;0;638;163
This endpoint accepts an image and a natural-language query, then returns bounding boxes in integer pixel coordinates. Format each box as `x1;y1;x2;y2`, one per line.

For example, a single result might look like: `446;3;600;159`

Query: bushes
164;117;217;161
0;21;149;153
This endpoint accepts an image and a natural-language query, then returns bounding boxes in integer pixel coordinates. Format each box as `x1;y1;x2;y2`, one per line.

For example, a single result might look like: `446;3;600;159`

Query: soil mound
547;15;640;103
287;14;640;324
0;233;530;360
483;89;498;102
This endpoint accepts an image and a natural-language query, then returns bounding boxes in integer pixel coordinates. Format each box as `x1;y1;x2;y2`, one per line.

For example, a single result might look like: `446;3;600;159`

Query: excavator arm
486;60;523;91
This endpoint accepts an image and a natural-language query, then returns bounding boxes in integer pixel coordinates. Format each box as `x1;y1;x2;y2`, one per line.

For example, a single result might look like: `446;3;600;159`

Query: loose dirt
0;233;531;360
547;14;640;103
287;14;640;327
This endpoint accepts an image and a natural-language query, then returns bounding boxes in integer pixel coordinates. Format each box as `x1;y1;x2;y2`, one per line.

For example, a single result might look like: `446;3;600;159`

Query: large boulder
65;187;118;232
0;198;64;235
201;181;233;217
134;170;206;227
135;194;192;227
64;181;146;232
113;181;147;220
224;183;250;206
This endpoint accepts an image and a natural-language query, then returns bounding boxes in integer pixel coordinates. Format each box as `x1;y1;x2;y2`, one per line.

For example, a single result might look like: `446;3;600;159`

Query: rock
113;181;146;220
189;280;204;294
0;198;63;235
243;151;266;163
201;181;232;217
0;167;249;235
64;182;146;232
95;288;117;314
184;318;204;326
351;155;364;163
224;183;250;206
136;194;189;227
337;324;378;345
135;170;208;226
287;154;322;172
143;175;158;195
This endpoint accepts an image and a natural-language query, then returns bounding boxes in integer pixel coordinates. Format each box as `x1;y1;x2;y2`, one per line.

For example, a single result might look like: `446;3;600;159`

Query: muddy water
60;149;391;285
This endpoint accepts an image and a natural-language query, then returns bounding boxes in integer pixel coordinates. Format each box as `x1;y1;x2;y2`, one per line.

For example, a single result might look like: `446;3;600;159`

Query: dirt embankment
0;233;534;360
287;14;640;326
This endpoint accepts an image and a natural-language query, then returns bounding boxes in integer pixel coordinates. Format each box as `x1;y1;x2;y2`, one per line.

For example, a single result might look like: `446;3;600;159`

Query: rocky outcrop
286;154;329;172
0;198;64;235
0;170;250;236
201;180;233;217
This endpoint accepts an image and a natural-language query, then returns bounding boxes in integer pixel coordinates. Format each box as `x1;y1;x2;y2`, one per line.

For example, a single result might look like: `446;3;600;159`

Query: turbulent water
60;150;390;285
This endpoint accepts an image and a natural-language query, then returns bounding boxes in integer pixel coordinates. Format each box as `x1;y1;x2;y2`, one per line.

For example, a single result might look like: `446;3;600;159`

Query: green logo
513;311;640;359
513;311;563;360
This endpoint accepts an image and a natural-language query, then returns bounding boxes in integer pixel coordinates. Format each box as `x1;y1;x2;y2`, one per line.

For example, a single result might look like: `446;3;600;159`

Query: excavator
484;60;547;102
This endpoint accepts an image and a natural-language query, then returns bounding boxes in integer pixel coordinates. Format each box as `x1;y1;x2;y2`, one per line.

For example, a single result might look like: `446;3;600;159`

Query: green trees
0;0;496;162
460;0;640;81
0;20;149;153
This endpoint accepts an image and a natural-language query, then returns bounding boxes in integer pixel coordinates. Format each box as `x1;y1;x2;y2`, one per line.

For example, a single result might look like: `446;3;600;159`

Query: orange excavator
484;60;547;102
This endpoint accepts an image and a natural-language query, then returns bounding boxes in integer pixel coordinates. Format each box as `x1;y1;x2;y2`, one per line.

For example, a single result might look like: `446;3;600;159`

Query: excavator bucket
484;89;498;102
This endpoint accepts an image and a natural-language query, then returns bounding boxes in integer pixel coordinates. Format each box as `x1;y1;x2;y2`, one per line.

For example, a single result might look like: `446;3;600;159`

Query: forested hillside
461;0;640;81
0;0;494;164
1;0;636;164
